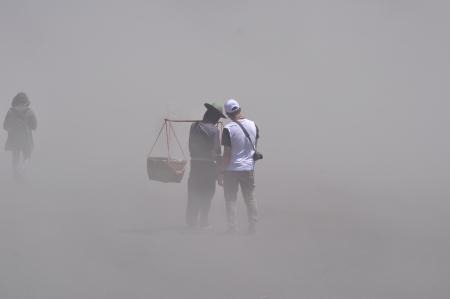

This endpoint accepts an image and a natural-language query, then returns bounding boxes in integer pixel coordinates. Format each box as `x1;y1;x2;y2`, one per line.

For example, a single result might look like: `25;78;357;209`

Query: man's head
224;99;241;119
204;102;226;124
12;92;30;107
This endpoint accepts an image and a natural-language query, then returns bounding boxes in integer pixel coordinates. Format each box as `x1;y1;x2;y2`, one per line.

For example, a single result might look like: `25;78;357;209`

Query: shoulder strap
233;120;256;151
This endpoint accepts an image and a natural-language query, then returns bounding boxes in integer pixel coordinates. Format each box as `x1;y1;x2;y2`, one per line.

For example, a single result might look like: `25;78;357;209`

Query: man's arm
217;146;231;186
218;127;232;186
210;127;221;159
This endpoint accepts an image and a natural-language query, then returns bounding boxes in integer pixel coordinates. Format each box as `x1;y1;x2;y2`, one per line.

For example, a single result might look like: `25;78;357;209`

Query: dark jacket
4;93;38;151
189;120;221;160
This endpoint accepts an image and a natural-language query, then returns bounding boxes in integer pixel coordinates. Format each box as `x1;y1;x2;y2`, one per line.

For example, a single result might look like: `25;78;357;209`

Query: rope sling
147;119;223;183
147;119;187;183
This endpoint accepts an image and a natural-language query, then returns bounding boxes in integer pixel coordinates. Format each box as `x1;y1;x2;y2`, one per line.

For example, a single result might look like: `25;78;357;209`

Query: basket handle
148;121;167;158
166;120;187;173
148;119;187;166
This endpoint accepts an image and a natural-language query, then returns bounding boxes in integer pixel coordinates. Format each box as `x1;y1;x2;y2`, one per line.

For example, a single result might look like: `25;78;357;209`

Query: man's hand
210;150;217;159
219;146;231;187
217;173;224;186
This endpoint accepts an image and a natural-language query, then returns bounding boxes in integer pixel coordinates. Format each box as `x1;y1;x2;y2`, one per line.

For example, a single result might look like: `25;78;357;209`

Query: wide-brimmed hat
204;102;227;119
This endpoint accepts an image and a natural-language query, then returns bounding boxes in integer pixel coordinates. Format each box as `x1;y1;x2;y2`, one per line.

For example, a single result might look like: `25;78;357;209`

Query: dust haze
1;1;449;298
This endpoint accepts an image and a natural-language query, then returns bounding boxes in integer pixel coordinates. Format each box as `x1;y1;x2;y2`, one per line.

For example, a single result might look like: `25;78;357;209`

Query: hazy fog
1;1;449;298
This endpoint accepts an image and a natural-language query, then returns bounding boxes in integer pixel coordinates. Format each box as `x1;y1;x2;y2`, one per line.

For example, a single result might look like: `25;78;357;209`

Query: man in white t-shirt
218;99;260;235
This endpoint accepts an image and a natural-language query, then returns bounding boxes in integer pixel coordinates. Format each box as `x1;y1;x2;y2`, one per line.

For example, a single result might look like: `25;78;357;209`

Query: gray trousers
12;147;32;182
223;170;258;229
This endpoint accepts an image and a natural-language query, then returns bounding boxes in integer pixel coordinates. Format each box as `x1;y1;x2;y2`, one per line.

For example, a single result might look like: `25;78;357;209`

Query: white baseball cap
224;99;240;113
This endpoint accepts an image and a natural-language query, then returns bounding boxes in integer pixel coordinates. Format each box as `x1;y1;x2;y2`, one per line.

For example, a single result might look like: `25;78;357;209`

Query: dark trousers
186;161;217;229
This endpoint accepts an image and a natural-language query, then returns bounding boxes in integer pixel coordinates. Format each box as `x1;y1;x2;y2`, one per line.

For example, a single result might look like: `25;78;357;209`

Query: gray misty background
1;1;449;299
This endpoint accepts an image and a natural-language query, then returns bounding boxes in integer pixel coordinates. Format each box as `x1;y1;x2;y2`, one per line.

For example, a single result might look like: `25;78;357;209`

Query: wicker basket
147;157;187;183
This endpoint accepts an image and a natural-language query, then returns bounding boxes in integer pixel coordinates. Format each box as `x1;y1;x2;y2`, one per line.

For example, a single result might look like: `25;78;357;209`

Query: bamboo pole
164;118;223;124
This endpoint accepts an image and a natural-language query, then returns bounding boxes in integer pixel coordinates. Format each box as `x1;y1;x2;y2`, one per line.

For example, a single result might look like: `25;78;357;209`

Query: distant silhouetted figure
3;92;38;184
218;99;260;235
186;103;226;231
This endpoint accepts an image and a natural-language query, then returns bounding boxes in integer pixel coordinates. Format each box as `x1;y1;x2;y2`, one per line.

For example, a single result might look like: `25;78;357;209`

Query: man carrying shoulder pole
218;99;260;235
187;102;227;231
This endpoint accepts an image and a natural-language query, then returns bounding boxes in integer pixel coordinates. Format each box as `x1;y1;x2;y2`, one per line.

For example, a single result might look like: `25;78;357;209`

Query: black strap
233;120;256;151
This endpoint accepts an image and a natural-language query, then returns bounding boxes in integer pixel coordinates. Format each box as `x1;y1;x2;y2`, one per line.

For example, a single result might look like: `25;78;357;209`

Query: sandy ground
1;1;450;298
1;173;449;299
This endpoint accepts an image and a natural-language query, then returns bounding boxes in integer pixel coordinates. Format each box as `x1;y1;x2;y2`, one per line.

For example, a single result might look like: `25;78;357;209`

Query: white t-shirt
222;118;259;171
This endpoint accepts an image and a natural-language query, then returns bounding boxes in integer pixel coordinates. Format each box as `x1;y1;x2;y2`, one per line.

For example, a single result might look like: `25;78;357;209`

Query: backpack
8;107;31;145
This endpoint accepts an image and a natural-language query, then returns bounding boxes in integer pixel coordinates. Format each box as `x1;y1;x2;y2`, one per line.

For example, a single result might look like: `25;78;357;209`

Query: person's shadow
119;228;156;235
119;226;236;236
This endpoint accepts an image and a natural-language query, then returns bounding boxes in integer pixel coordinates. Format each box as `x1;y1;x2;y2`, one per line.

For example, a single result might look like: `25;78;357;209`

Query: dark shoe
225;227;238;235
245;227;258;235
